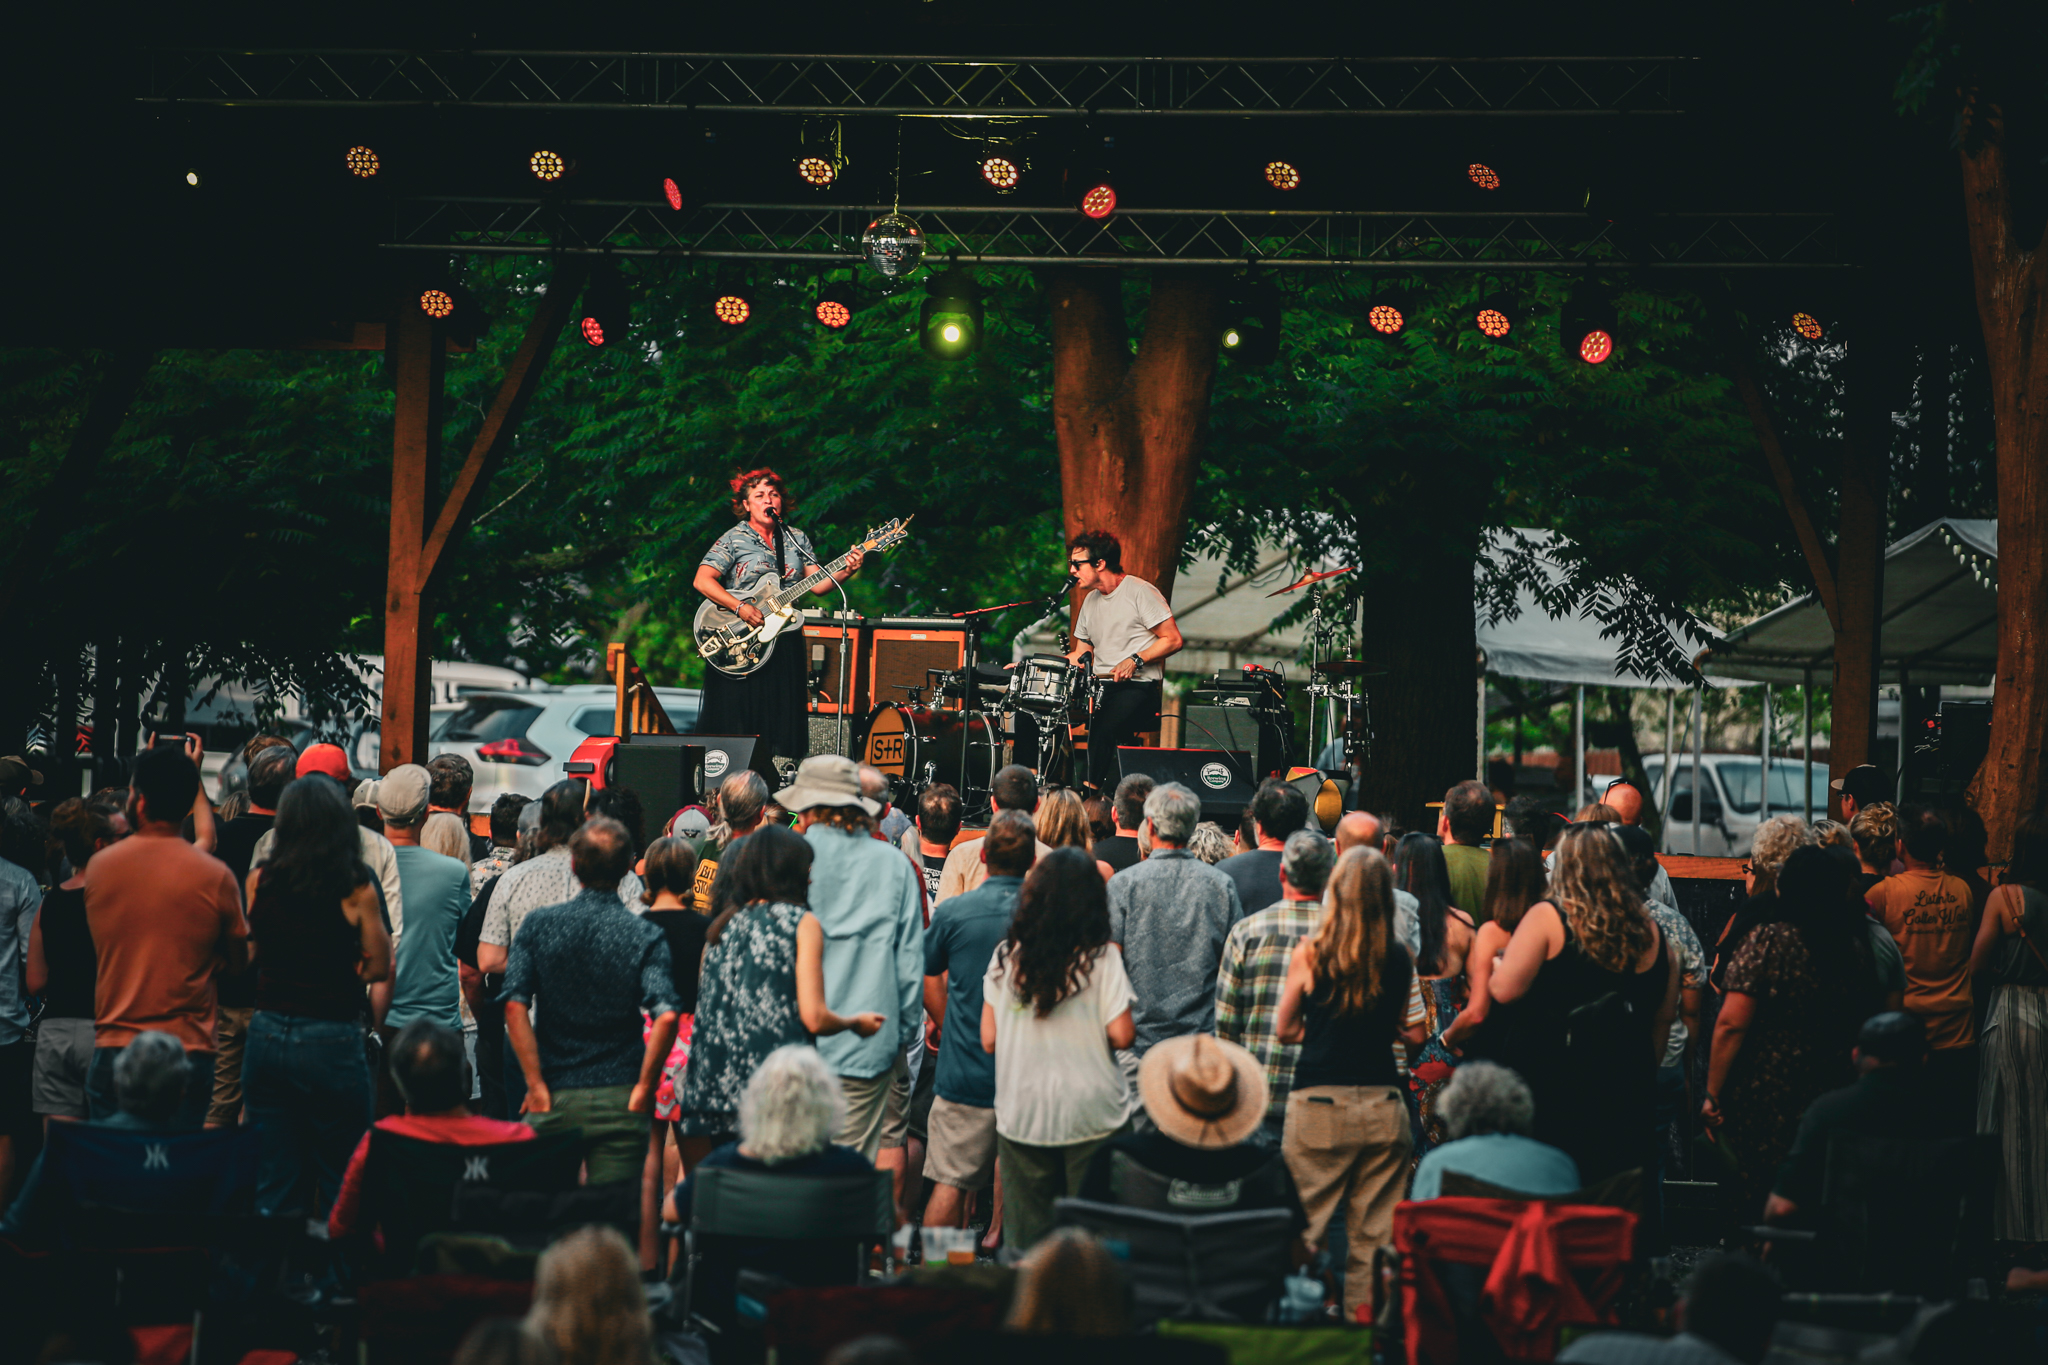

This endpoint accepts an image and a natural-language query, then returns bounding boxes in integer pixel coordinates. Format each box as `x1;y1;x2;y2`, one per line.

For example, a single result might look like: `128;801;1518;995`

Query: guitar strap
771;517;789;581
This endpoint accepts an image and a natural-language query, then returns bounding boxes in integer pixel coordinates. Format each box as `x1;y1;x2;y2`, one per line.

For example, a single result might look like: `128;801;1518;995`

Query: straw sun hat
1137;1034;1270;1148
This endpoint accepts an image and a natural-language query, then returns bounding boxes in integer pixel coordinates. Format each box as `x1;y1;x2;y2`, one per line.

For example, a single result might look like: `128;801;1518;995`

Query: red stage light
1580;330;1614;364
714;295;751;326
580;316;605;346
1792;312;1824;341
662;178;684;211
816;299;852;329
1477;308;1511;338
1468;163;1501;190
1080;183;1117;219
1368;304;1406;335
419;289;455;319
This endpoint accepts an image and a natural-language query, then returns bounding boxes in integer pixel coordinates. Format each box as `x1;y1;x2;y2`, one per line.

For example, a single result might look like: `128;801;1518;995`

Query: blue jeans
85;1045;215;1130
242;1012;373;1218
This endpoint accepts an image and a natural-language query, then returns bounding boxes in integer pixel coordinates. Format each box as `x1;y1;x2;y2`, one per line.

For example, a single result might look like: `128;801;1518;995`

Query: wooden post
382;302;444;773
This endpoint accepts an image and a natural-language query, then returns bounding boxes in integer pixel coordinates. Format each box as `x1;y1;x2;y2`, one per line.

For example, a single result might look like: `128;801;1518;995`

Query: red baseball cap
296;743;353;782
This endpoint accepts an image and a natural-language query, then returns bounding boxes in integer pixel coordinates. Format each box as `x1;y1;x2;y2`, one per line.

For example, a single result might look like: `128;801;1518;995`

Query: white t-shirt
1075;575;1173;682
983;942;1136;1145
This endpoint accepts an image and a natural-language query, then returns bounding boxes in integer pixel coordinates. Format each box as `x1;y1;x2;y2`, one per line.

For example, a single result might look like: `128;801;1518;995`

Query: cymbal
1266;565;1355;598
1312;659;1390;678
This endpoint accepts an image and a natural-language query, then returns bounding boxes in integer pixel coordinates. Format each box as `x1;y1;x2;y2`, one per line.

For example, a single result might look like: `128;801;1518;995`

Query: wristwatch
1127;653;1146;671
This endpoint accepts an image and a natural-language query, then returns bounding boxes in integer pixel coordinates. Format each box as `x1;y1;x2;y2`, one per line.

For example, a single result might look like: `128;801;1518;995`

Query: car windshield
1708;760;1832;816
441;698;543;742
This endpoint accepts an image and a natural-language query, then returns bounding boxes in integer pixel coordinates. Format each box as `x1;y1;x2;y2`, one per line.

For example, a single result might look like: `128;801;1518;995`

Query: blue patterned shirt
501;887;678;1091
1107;848;1245;1055
700;521;822;597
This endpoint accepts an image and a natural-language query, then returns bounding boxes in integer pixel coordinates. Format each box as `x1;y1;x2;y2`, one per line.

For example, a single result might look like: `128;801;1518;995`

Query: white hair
1436;1061;1537;1139
1143;782;1202;845
1749;814;1812;879
1186;822;1233;864
422;811;473;869
738;1044;848;1165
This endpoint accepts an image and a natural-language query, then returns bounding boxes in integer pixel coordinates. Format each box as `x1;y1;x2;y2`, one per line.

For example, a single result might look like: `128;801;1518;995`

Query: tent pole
1803;669;1814;823
1476;668;1486;784
1761;686;1771;822
1574;685;1586;811
1659;690;1677;852
1691;685;1704;856
1896;667;1910;806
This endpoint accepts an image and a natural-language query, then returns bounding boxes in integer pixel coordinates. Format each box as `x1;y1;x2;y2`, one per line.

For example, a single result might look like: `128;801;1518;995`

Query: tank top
37;886;99;1019
1292;943;1415;1091
251;871;368;1021
1987;884;2048;988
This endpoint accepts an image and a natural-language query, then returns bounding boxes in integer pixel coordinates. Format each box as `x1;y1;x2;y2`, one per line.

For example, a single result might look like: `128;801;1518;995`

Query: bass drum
862;704;1000;800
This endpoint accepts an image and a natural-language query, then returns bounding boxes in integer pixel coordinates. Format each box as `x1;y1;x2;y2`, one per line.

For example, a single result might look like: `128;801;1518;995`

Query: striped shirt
1215;899;1323;1121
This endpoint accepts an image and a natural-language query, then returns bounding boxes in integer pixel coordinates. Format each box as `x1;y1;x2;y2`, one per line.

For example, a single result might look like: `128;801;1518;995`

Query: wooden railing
608;642;678;738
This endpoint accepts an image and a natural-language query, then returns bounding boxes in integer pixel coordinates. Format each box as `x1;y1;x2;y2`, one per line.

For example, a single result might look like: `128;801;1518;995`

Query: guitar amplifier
867;618;967;710
1180;703;1290;780
801;617;870;716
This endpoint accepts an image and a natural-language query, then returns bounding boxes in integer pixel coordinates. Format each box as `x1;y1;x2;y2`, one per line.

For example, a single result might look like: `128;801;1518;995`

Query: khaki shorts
837;1051;910;1163
924;1095;998;1191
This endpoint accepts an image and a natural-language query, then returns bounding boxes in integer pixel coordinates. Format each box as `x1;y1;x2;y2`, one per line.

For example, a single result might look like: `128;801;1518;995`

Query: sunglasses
1068;557;1101;569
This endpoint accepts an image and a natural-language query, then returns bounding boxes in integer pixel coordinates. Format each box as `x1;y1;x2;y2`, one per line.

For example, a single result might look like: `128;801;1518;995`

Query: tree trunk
1048;268;1225;604
1958;100;2048;858
1832;304;1895;812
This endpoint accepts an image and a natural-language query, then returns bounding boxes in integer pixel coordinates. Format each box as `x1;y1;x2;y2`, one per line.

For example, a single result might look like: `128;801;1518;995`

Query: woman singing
692;469;862;765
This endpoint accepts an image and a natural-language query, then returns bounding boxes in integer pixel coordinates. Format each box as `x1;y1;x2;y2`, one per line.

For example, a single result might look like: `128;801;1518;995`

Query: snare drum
1008;654;1083;716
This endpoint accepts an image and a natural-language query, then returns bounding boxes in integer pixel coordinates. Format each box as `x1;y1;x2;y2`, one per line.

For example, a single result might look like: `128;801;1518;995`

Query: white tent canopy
1704;519;1999;686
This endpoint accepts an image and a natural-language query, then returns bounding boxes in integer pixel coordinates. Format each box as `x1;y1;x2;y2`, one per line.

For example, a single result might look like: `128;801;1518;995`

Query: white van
1641;753;1835;856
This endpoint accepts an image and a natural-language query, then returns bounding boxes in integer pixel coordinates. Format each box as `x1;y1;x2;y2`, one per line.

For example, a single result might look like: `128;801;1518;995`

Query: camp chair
1391;1196;1636;1364
676;1166;892;1344
1743;1131;1991;1298
348;1128;583;1278
1051;1198;1296;1328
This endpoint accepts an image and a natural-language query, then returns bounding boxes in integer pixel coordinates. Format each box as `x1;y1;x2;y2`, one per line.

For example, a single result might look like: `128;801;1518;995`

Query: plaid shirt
1214;899;1323;1121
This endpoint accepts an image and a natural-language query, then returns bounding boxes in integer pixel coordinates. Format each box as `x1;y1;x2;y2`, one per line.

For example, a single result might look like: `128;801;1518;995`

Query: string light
345;146;380;178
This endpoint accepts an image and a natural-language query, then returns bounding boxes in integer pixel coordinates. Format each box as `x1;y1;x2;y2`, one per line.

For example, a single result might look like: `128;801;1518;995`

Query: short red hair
728;467;794;520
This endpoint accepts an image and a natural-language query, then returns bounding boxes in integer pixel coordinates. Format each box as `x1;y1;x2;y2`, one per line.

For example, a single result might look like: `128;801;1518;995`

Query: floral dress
1408;976;1467;1159
675;901;811;1138
1721;922;1852;1211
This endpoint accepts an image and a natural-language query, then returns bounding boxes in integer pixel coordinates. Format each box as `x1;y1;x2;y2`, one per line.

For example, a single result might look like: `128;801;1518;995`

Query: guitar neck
767;550;855;612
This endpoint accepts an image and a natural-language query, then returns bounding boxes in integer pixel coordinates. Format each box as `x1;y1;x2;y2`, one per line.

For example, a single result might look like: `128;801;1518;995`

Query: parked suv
1641;753;1835;856
430;685;702;813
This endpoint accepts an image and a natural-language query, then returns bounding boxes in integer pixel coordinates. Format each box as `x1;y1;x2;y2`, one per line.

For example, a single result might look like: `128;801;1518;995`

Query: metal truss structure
143;51;1687;117
385;198;1846;270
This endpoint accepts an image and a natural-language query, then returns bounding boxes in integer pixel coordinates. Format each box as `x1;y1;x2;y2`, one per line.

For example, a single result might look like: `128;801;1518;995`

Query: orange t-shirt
1867;867;1976;1048
84;831;247;1052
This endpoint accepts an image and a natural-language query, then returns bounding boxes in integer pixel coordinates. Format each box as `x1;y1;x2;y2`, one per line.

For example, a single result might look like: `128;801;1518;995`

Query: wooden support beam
381;264;584;772
1831;314;1897;809
381;303;445;773
418;258;590;597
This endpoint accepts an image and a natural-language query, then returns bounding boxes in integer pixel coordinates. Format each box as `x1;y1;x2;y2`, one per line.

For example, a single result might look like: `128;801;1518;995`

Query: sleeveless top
37;886;99;1020
1293;944;1415;1091
1527;908;1668;1087
1986;885;2048;988
251;870;368;1021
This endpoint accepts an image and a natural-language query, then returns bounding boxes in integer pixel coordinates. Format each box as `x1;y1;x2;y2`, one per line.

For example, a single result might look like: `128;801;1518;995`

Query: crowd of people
1;733;2042;1361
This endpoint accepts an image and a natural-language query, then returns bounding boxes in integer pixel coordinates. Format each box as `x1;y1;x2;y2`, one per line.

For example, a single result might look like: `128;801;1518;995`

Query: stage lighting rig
1792;311;1825;342
1263;160;1302;192
1366;289;1415;337
981;156;1022;191
815;281;857;331
345;145;380;178
1220;278;1283;366
1474;292;1516;340
580;267;630;348
920;270;984;360
419;288;456;320
529;149;570;182
1561;289;1619;365
1467;163;1502;191
1067;134;1119;219
797;156;837;187
662;177;685;211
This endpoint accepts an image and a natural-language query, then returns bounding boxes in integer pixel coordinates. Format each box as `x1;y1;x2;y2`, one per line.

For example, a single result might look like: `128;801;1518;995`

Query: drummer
1063;530;1183;794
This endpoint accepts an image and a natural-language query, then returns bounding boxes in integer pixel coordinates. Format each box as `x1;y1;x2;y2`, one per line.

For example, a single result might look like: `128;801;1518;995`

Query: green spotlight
920;270;984;360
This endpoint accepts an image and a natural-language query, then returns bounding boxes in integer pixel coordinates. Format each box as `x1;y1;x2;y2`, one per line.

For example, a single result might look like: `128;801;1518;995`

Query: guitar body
691;517;914;679
692;575;806;678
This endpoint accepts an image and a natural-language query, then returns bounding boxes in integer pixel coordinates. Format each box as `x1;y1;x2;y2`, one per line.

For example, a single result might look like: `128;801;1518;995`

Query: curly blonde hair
1849;802;1900;872
526;1226;651;1365
1749;813;1812;893
1548;824;1653;975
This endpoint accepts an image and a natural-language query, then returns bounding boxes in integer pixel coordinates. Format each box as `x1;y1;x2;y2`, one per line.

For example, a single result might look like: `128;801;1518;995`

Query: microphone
766;506;783;523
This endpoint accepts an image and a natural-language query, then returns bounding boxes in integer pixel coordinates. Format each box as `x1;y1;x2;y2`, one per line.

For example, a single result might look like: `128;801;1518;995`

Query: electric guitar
692;517;913;677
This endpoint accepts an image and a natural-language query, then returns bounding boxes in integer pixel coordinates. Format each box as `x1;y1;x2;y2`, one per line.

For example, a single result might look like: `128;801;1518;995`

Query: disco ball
862;212;925;279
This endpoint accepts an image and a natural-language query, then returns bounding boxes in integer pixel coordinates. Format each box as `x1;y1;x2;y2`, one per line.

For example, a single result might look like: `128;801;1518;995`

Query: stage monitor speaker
868;620;967;711
611;740;706;822
1117;746;1259;824
1181;704;1288;779
687;735;771;793
802;617;870;716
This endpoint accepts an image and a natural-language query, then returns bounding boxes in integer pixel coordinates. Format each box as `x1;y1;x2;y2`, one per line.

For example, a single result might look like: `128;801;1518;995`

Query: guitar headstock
858;516;913;555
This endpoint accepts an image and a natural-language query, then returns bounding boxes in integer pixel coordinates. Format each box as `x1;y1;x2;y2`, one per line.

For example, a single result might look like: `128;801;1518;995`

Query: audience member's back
1559;1253;1779;1364
1107;784;1245;1054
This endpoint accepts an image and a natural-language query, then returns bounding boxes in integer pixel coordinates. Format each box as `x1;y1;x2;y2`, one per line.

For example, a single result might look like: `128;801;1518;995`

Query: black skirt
698;629;808;764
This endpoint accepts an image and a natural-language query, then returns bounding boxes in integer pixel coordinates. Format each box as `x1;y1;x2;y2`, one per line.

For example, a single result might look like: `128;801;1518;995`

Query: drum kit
1266;566;1385;799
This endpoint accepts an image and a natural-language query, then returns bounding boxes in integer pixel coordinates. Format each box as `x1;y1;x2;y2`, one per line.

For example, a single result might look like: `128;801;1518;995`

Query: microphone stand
773;505;856;762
